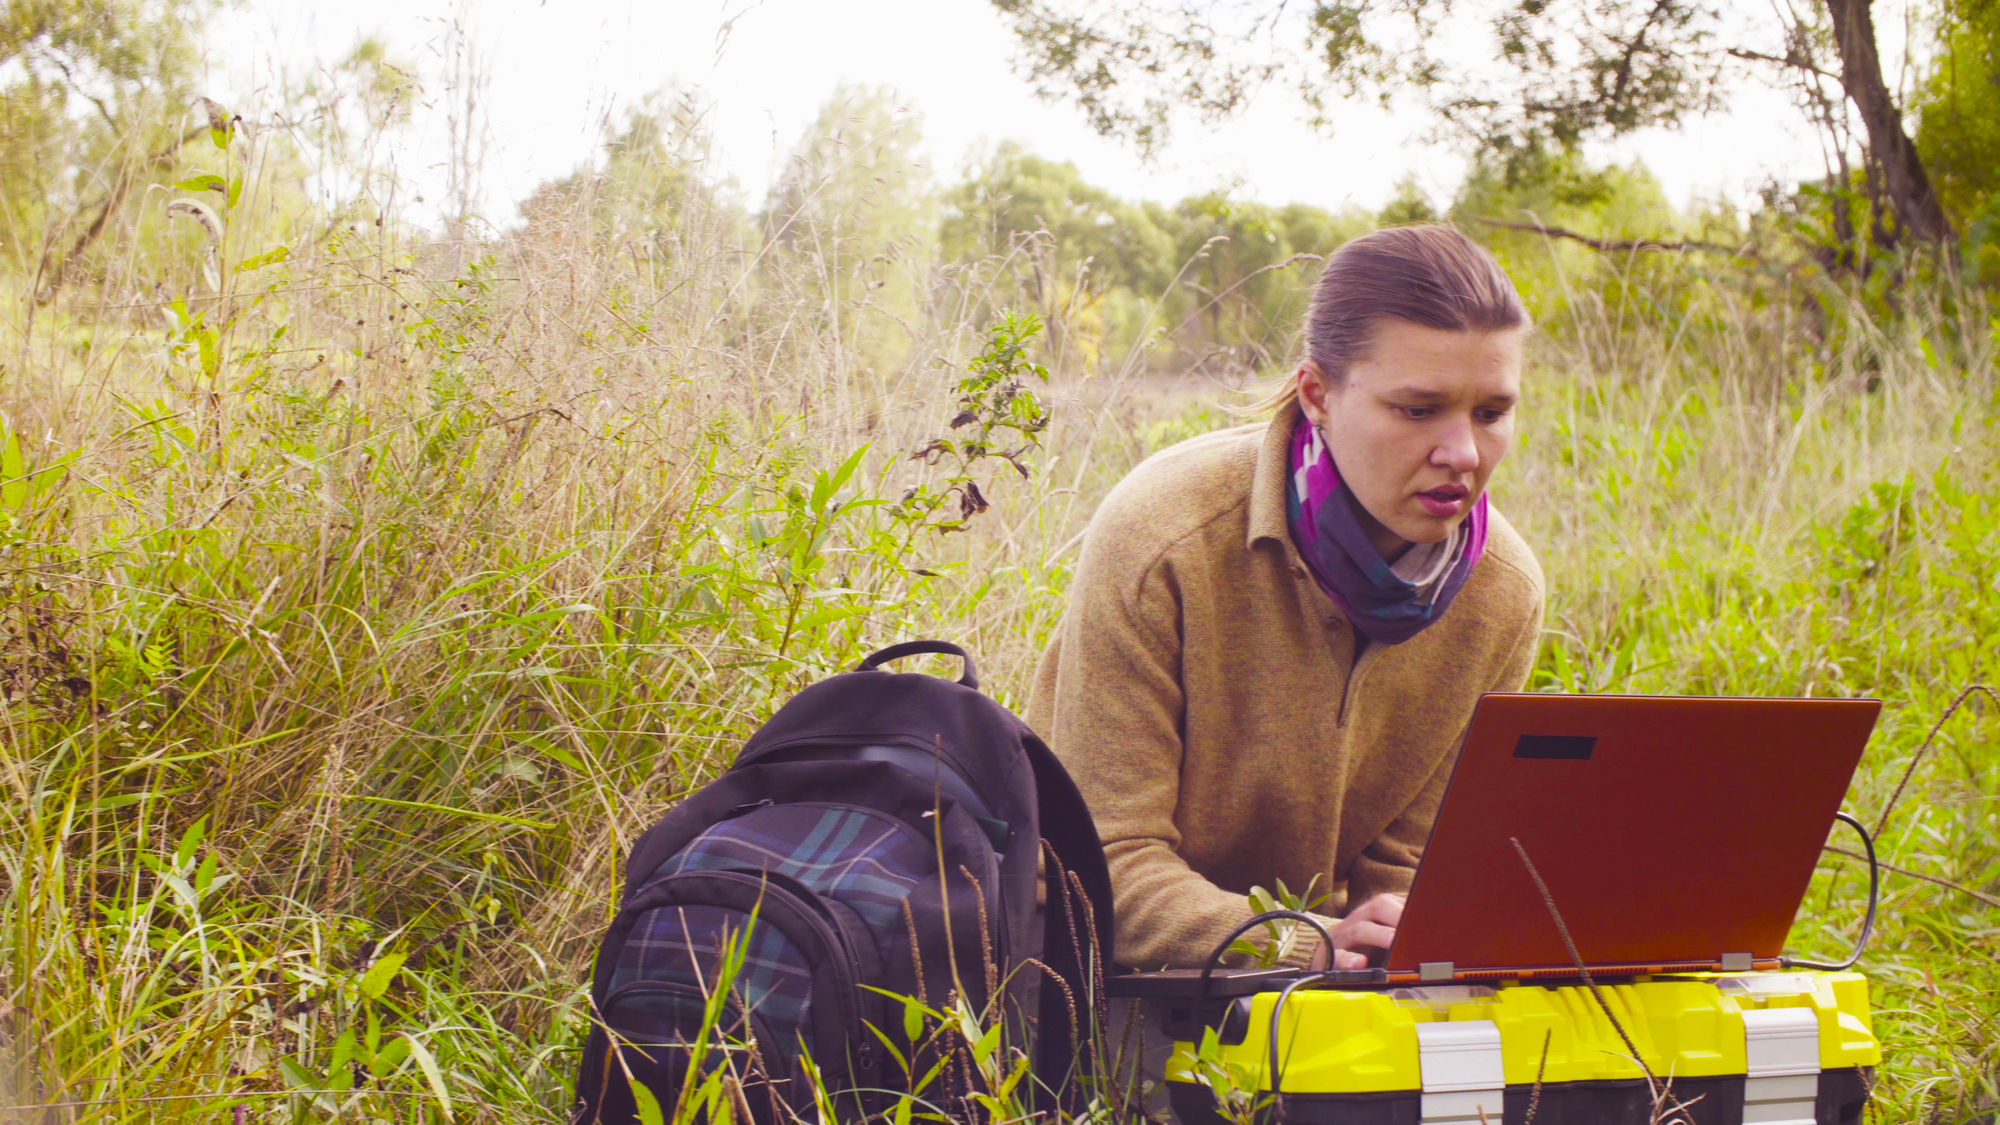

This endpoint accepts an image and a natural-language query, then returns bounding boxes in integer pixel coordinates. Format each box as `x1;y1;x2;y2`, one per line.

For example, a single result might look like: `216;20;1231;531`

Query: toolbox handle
1196;910;1337;1009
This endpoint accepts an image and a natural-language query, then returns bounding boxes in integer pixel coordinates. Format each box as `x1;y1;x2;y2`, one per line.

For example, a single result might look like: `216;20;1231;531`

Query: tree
758;87;938;396
941;141;1178;296
939;143;1366;374
990;0;1953;247
762;86;936;311
1914;0;2000;265
1;0;210;295
517;90;736;252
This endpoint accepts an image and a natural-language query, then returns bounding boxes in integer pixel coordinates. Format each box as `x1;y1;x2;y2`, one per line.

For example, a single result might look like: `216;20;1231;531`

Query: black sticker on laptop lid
1513;734;1597;760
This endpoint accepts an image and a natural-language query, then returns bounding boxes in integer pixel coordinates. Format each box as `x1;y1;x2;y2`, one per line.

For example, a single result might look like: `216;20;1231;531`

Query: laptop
1104;692;1883;1003
1381;692;1882;983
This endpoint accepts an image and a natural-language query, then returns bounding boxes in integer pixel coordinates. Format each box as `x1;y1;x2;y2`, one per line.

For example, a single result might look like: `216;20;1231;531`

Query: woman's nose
1432;420;1479;473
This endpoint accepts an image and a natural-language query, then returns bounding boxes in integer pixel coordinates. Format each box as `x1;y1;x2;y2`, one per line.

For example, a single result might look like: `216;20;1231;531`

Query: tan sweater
1027;401;1545;970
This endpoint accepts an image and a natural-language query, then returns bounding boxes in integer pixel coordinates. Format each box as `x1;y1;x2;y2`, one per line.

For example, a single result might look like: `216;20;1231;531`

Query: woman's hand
1306;893;1404;970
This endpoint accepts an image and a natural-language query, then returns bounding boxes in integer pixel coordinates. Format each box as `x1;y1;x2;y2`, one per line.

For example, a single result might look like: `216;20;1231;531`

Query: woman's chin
1391;513;1462;545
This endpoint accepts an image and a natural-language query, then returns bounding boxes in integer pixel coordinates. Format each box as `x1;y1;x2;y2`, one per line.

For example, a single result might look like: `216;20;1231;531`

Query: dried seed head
166;199;224;243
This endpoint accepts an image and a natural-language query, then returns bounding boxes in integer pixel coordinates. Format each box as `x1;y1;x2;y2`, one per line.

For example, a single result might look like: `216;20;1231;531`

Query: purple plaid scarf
1285;414;1487;645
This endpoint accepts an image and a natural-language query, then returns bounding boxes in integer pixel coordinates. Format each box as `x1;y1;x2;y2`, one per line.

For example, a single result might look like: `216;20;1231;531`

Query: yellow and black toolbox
1112;967;1877;1125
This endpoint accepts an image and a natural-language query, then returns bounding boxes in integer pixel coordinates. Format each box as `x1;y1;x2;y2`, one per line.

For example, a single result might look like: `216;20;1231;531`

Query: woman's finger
1334;920;1397;952
1332;948;1367;970
1351;894;1405;926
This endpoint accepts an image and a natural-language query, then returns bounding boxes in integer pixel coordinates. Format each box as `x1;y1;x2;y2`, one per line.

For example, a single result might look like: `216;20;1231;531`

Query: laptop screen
1385;693;1880;977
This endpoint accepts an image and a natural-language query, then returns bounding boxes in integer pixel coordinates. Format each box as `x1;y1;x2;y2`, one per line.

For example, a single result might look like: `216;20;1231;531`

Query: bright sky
207;0;1848;227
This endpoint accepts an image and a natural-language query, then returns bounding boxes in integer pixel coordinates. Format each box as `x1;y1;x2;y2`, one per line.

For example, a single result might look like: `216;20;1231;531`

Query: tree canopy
991;0;1955;249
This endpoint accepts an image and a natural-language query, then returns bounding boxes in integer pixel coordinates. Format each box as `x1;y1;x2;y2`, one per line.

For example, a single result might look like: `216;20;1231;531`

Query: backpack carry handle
856;641;979;689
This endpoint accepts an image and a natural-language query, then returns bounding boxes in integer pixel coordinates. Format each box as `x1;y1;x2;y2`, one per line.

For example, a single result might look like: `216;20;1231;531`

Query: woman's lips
1417;487;1468;518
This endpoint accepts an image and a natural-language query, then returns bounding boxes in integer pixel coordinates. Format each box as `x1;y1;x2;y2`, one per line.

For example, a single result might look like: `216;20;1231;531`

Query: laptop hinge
1418;961;1455;983
1720;951;1755;972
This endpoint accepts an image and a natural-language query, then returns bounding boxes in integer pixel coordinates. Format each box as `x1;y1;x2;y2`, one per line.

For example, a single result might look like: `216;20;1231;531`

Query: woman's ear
1296;360;1334;426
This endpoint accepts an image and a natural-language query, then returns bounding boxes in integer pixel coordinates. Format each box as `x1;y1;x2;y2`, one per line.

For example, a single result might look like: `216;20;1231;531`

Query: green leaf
174;817;207;869
0;424;26;510
173;174;228;194
360;950;408;1000
400;1033;452;1118
862;1020;909;1074
902;995;925;1042
328;1028;359;1091
277;1057;323;1090
829;443;869;495
373;1034;411;1078
339;793;553;831
630;1079;667;1125
526;735;585;771
235;245;291;273
193;852;219;895
995;1051;1030;1100
195;326;220;377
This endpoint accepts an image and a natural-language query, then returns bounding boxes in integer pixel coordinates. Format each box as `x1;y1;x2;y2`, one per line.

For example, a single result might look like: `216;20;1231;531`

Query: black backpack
571;641;1114;1124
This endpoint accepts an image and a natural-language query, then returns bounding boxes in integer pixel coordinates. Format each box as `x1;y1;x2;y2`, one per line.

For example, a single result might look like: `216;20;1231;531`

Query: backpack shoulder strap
1023;735;1115;1106
1024;736;1114;955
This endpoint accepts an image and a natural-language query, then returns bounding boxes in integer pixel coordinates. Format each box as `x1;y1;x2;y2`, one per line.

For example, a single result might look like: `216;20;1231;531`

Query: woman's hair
1257;225;1528;411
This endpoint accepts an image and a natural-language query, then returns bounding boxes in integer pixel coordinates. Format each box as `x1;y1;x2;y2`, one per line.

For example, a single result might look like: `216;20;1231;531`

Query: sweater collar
1247;397;1305;553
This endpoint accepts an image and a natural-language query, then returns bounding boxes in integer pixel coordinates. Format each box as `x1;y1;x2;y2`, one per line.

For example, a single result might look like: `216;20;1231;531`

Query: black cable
1783;811;1880;972
1194;910;1336;1010
1262;970;1334;1125
1193;912;1337;1125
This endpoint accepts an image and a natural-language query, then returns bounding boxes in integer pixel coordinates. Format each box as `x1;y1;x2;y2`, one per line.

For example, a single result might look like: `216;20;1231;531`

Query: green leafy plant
1228;877;1330;968
1182;1025;1271;1125
897;310;1053;535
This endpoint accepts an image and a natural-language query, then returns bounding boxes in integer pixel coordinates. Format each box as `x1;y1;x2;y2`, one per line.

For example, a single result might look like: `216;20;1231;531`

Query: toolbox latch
1741;1007;1821;1125
1414;1020;1504;1124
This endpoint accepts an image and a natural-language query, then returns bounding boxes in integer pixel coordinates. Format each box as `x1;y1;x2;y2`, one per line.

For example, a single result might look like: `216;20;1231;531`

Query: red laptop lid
1386;693;1881;976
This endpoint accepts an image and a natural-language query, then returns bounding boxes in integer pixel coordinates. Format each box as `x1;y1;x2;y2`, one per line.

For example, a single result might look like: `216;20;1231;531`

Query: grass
0;114;1996;1125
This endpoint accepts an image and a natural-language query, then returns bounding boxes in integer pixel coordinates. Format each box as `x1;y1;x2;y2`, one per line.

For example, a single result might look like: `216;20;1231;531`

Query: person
1027;225;1545;976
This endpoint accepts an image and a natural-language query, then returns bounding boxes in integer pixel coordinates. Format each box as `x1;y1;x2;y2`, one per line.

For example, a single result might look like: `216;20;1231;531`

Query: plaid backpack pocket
652;802;933;966
582;804;924;1124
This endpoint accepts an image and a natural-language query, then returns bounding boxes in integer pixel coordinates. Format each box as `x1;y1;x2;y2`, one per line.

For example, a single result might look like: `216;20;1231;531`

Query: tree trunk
1825;0;1953;244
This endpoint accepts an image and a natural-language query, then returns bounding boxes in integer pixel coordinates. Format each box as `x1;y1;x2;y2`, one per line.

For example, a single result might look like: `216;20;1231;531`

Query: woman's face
1296;319;1524;556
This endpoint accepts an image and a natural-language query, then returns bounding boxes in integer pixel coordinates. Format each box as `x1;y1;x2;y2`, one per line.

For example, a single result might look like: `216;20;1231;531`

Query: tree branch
36;122;207;305
1607;0;1679;120
1725;46;1840;83
1475;217;1755;257
1824;845;2000;909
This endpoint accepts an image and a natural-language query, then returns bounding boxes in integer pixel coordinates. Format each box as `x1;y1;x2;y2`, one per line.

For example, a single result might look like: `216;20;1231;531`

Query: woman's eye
1394;405;1435;420
1476;407;1512;423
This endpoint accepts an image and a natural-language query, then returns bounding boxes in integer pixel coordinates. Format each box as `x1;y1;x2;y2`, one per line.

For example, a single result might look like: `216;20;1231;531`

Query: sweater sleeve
1343;596;1546;909
1034;528;1285;970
